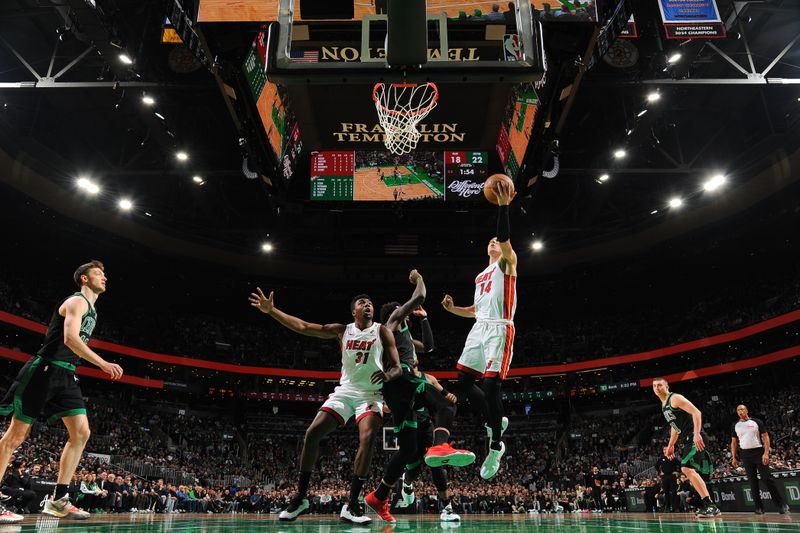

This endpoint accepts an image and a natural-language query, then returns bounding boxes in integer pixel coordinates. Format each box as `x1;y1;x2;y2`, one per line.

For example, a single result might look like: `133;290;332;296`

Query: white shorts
319;386;384;426
456;321;515;380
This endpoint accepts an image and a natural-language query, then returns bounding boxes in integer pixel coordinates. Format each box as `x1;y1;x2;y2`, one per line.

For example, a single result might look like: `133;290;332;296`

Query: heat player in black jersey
653;377;721;518
0;261;123;522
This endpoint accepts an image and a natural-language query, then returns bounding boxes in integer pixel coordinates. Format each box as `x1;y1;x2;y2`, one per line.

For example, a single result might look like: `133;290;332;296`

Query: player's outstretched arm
441;294;475;318
386;269;426;330
411;306;435;353
63;296;123;380
494;180;518;273
249;287;344;339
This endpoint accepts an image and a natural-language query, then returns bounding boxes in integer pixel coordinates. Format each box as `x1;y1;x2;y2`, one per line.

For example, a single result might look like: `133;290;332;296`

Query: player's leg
42;413;91;519
397;417;430;509
433;467;459;521
423;385;475;467
454;323;489;422
483;324;514;447
340;405;381;524
280;399;343;521
681;453;719;518
0;417;30;524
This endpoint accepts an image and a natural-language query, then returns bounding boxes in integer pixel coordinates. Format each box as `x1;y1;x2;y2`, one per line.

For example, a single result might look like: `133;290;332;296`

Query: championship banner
620;15;637;38
657;0;726;39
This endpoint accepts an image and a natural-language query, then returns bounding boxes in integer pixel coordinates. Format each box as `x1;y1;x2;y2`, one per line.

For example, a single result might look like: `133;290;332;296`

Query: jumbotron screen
309;151;487;201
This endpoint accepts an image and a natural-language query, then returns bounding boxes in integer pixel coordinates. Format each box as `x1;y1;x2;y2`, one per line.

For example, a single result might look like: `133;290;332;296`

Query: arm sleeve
497;204;510;242
420;318;435;352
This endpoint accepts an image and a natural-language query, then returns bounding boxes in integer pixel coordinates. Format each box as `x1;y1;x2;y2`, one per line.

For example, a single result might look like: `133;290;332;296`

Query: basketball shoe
425;443;476;468
440;503;461;522
42;495;90;519
365;491;396;523
278;497;309;521
0;504;23;524
394;474;415;509
480;441;506;480
339;502;371;524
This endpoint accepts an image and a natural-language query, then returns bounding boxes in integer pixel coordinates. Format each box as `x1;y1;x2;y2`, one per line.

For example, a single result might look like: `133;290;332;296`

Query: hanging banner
657;0;726;39
620;14;638;38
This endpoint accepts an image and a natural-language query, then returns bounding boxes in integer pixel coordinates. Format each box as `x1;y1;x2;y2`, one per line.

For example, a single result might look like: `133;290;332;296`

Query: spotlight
175;151;189;162
646;92;661;103
596;174;610;184
613;149;627;159
704;174;726;191
531;240;543;251
637;109;648;118
141;95;155;106
77;177;100;195
77;177;90;189
650;209;658;215
154;112;165;120
668;197;683;208
667;52;682;64
118;198;133;211
261;242;274;253
118;53;133;65
192;175;205;184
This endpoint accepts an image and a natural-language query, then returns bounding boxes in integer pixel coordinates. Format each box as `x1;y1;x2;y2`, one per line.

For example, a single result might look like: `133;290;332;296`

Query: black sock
54;484;69;500
440;493;451;508
297;471;312;499
349;475;366;506
375;480;391;501
490;441;503;451
433;428;450;446
482;376;504;443
701;496;711;506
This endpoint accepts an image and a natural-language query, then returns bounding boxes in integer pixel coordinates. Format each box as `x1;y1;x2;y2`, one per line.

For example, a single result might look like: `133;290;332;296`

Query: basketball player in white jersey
441;179;516;480
249;288;402;524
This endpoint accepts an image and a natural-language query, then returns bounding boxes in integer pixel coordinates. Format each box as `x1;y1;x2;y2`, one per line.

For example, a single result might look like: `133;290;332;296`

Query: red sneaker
424;442;476;468
365;491;396;523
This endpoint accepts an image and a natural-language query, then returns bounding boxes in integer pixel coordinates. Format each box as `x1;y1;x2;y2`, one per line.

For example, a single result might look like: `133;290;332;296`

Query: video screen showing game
310;151;446;201
496;82;539;179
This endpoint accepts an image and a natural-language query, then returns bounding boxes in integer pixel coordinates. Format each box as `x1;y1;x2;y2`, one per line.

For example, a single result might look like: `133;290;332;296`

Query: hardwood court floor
13;511;799;532
354;166;439;201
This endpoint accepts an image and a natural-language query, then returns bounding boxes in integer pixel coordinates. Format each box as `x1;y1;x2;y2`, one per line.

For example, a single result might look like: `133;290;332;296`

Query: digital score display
444;151;488;180
310;151;355;201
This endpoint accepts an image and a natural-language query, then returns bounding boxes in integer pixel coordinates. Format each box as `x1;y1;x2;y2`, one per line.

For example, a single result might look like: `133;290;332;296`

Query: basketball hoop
373;82;439;155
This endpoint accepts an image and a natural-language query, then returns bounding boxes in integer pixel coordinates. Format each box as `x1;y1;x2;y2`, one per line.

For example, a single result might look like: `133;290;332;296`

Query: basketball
483;173;515;205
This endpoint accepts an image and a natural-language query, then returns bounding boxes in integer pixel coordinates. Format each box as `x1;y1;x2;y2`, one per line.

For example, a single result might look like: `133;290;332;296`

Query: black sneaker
779;504;790;515
755;508;764;515
278;497;309;521
697;505;721;518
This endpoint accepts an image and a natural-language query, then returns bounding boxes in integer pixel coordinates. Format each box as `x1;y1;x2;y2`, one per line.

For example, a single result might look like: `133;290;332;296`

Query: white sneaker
278;498;309;521
42;495;90;520
485;416;509;441
339;502;371;524
440;503;460;521
480;441;506;480
0;505;23;524
395;475;415;509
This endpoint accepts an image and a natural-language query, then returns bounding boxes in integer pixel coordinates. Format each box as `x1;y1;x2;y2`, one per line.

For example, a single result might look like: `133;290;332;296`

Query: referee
730;404;790;514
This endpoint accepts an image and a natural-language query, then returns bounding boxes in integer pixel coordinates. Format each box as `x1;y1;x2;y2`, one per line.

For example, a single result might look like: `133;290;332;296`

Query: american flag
290;49;319;63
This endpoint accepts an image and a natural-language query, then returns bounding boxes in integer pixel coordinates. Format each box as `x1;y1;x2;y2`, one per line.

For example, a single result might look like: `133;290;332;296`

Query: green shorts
0;357;87;424
381;369;427;433
679;432;714;476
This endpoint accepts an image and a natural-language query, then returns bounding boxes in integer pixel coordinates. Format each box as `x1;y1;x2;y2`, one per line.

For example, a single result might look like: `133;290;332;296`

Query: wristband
440;388;450;397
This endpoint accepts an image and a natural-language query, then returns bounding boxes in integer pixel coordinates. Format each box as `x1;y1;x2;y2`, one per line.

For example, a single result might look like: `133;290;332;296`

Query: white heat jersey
339;322;384;392
473;261;516;322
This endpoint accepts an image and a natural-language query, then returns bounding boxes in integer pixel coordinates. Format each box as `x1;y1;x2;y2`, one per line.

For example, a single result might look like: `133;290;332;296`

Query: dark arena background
1;0;799;531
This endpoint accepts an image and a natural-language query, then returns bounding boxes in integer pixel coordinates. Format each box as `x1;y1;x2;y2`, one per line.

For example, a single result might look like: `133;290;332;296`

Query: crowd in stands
2;379;798;516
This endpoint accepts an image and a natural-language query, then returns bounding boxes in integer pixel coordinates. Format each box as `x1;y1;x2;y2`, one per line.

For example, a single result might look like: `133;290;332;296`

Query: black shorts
382;369;427;433
0;357;86;424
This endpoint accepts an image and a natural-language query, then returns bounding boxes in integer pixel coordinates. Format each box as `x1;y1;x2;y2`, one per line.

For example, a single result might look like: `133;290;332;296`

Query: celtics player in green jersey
0;261;124;523
652;377;721;518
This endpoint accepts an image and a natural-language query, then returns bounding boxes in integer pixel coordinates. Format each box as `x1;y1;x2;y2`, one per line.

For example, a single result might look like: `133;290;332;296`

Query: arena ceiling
0;0;799;278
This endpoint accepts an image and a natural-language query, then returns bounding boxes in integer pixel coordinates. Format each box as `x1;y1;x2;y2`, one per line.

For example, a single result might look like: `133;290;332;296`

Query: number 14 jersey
473;260;516;322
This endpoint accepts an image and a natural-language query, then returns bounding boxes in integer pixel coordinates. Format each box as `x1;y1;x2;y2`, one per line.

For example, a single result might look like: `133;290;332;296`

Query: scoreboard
310;151;354;201
444;151;488;181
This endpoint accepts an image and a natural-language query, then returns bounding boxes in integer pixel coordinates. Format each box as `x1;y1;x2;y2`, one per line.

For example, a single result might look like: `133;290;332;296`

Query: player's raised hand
249;287;274;314
441;294;454;311
412;306;427;318
494;180;517;206
409;269;422;284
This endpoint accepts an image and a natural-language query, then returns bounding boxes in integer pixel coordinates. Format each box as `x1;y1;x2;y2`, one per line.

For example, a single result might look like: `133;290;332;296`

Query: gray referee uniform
731;417;786;512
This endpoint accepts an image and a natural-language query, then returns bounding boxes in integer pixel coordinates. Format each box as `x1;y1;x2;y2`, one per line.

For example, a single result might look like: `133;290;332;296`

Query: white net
373;83;439;155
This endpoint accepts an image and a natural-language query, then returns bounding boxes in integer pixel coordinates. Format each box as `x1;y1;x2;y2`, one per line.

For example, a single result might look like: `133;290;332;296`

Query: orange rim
373;82;439;117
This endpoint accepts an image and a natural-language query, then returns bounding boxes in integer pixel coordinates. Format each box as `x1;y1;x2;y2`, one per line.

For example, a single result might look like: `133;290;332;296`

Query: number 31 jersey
473;261;516;322
340;322;384;392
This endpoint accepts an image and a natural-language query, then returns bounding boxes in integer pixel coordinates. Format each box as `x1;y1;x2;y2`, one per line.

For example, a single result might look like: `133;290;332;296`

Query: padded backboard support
386;0;428;67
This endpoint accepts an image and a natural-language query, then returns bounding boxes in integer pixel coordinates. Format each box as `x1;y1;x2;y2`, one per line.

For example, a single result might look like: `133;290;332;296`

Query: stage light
667;52;682;64
175;151;189;162
118;198;133;211
192;175;204;184
77;177;90;189
637;109;648;118
650;209;658;215
668;197;683;208
703;174;726;192
531;240;543;251
154;112;165;120
119;53;133;65
77;177;100;195
613;149;627;159
646;92;661;103
261;242;274;253
596;174;609;184
141;95;155;106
